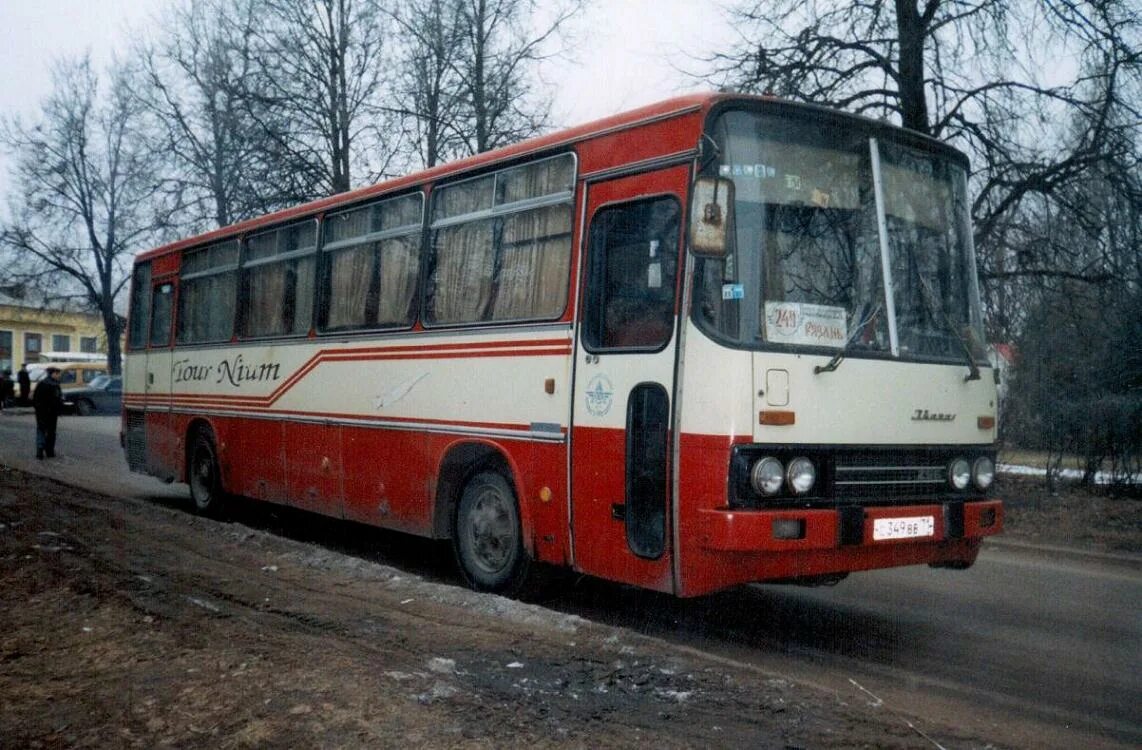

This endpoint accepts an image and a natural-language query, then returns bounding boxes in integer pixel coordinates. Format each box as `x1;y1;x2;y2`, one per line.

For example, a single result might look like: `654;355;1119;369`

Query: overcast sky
0;0;734;203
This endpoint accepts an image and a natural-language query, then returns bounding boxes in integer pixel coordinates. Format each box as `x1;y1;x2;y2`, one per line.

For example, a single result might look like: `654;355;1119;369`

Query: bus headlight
972;457;995;491
948;458;971;490
786;457;816;495
750;457;784;496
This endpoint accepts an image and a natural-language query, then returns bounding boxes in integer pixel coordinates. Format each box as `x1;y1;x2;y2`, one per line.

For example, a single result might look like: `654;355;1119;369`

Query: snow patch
427;657;456;675
999;463;1139;485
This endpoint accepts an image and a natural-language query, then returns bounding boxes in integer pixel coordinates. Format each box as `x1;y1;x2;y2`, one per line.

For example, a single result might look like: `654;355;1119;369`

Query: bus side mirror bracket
689;177;734;257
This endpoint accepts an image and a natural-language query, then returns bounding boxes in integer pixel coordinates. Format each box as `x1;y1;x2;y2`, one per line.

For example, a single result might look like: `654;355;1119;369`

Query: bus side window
584;197;681;350
149;282;175;347
127;263;152;351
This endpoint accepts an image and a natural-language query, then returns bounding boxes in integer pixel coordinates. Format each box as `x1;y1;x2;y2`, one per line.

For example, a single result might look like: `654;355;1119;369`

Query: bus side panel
219;418;287;503
342;427;435;535
283;421;343;518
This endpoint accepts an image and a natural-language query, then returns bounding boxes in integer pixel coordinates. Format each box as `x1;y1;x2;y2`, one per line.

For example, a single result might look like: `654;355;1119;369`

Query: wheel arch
431;439;533;555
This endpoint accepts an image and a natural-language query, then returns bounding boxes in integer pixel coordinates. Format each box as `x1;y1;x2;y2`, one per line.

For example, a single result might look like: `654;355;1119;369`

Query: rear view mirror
689;177;734;257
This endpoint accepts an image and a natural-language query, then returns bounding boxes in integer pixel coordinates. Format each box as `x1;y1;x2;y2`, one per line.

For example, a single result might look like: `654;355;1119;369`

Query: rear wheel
453;472;529;594
188;430;225;516
75;399;95;416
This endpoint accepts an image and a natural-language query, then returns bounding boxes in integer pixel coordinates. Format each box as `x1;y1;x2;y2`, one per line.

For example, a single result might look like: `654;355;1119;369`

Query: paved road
2;412;1139;748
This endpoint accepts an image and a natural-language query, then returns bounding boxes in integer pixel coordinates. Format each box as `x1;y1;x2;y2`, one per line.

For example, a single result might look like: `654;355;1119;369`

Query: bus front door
570;165;688;593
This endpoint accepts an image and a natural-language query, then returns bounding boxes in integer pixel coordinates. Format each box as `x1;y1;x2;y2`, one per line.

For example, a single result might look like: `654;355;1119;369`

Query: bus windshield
693;108;986;364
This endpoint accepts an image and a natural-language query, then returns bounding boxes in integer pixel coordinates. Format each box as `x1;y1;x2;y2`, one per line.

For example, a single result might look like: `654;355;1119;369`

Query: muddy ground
0;467;1137;749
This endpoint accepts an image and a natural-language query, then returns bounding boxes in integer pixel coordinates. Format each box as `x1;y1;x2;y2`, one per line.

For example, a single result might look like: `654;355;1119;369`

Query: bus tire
453;471;530;595
188;430;226;517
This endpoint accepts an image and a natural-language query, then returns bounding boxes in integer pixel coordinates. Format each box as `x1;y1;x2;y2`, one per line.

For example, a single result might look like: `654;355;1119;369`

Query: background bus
123;93;1002;597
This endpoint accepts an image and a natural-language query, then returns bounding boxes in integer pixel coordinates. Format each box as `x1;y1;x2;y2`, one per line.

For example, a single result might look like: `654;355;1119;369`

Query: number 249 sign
764;302;847;348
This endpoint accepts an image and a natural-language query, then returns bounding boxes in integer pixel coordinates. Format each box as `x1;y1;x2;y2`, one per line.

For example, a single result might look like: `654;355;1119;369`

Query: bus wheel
188;431;225;517
454;472;529;595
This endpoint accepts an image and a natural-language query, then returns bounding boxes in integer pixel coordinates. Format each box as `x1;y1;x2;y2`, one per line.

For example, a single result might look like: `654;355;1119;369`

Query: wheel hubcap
468;489;513;573
191;448;212;503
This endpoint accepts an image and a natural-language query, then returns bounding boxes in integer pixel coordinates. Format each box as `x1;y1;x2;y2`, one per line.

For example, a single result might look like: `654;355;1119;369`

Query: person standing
17;363;31;405
32;366;63;459
0;369;12;410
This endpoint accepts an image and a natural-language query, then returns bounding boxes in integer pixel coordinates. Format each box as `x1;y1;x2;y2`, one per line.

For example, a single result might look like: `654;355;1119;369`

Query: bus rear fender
431;440;534;556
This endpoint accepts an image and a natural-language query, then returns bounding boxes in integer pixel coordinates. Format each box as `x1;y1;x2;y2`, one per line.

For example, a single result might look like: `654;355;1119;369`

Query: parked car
62;375;122;416
29;361;109;395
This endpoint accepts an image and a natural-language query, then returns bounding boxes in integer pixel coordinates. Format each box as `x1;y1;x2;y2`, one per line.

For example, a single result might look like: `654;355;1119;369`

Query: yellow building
0;292;108;374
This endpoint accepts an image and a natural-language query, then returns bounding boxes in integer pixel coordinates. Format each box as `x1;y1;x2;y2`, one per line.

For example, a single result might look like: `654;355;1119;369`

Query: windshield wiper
916;273;981;382
814;302;882;375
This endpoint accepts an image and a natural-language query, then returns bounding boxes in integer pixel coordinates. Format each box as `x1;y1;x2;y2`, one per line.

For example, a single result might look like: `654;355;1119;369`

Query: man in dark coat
17;363;31;405
0;369;12;409
32;366;63;459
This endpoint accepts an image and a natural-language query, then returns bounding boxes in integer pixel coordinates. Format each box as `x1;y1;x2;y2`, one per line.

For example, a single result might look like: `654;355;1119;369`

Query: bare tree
251;0;404;194
0;57;173;374
134;0;305;229
390;0;582;165
389;0;468;167
452;0;582;155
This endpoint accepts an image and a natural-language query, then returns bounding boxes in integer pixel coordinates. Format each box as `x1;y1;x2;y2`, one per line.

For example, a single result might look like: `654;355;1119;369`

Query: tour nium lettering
173;355;281;388
216;355;281;387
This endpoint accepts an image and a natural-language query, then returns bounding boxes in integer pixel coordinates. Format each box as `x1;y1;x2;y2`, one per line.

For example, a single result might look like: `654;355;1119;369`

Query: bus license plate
873;516;935;541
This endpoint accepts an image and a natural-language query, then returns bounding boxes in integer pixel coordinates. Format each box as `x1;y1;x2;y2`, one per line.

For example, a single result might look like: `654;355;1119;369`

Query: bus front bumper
696;499;1003;553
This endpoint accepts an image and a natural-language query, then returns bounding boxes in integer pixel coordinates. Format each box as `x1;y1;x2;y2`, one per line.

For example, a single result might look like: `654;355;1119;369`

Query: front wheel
453;472;529;595
75;399;95;416
188;430;226;517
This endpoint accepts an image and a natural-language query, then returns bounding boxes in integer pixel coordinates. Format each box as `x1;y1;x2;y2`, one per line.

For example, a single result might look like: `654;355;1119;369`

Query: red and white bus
123;93;1002;597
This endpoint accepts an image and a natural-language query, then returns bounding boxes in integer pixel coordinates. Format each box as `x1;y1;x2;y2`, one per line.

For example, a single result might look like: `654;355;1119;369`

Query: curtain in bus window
293;256;315;332
430;219;495;323
327;242;376;328
178;273;236;343
245;262;288;336
376;236;418;325
491;204;572;320
244;257;315;337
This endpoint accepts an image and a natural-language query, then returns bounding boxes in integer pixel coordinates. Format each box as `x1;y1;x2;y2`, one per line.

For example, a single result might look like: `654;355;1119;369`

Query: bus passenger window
584;197;680;350
149;282;174;347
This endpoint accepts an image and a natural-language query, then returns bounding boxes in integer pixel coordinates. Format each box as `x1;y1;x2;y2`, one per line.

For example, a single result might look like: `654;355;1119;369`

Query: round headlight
948;458;971;490
786;457;816;495
750;457;784;496
972;456;995;490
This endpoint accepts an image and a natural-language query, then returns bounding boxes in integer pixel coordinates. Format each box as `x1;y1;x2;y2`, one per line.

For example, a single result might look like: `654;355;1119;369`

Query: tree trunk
894;0;931;134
